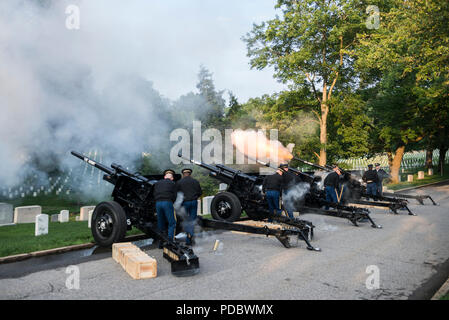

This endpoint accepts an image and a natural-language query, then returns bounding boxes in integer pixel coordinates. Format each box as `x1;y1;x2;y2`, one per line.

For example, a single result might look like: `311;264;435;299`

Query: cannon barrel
293;157;330;172
177;153;235;181
111;163;154;185
71;151;115;175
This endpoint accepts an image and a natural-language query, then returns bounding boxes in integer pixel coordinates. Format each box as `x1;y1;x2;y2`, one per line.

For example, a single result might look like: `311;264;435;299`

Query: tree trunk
389;146;405;183
319;81;328;167
438;147;448;175
319;104;328;166
425;149;433;169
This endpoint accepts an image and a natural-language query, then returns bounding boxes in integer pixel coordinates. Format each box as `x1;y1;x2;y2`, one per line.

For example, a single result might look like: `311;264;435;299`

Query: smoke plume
0;0;208;196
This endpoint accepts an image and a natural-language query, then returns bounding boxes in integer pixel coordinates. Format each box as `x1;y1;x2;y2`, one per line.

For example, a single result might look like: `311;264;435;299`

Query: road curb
0;234;148;265
389;179;449;193
431;277;449;300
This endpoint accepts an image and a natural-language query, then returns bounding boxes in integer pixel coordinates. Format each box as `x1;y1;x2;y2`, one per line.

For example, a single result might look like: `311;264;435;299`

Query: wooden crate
112;242;135;263
123;251;148;269
125;254;157;280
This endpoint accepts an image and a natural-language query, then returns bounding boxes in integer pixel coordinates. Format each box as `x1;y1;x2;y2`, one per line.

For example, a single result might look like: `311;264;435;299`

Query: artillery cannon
177;153;320;250
71;152;321;277
293;157;417;215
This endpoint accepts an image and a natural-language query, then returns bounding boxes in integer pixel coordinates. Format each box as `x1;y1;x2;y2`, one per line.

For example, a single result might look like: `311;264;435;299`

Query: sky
77;0;287;102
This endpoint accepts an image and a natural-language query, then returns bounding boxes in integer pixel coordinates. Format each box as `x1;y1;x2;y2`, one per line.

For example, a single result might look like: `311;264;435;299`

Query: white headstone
407;175;414;182
14;206;42;224
219;184;228;191
51;214;59;222
202;196;214;215
35;214;49;236
80;206;95;221
0;203;14;224
59;210;69;223
418;171;425;180
88;210;94;228
428;168;433;176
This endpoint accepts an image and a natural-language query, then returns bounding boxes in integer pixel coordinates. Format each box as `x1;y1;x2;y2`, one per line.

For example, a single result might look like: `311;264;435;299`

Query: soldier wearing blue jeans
263;168;284;220
363;164;379;199
323;165;343;210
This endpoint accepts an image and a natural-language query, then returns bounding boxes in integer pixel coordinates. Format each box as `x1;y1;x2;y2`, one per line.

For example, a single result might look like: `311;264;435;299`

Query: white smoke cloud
0;1;183;190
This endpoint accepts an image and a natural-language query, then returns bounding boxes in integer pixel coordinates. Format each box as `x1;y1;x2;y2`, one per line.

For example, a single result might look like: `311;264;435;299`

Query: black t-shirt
153;178;177;202
263;173;283;192
324;171;342;189
362;170;379;184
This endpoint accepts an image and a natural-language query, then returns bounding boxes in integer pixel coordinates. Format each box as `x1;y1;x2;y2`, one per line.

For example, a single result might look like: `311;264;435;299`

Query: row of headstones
403;169;433;182
0;203;95;229
35;207;96;236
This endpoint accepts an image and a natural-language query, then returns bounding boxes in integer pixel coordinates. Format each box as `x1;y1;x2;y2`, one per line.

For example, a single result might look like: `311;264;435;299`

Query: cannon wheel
91;201;127;247
211;192;242;222
245;207;270;221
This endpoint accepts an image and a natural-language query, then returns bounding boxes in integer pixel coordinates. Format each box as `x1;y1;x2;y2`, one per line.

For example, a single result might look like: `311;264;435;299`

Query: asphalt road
1;181;448;300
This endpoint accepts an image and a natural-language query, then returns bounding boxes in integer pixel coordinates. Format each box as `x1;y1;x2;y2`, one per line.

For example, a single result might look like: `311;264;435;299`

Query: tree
243;0;367;165
196;65;226;128
354;0;449;181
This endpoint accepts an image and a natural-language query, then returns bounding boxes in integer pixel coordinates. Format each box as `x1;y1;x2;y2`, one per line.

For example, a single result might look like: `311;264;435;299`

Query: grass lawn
441;292;449;300
0;221;143;258
386;165;449;191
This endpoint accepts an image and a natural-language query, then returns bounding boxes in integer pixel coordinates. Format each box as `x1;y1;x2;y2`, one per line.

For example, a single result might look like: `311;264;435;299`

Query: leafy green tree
327;92;372;159
196;65;226;128
354;0;449;180
243;0;368;165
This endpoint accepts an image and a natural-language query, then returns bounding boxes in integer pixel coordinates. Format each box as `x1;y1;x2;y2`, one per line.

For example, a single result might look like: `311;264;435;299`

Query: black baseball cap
181;168;193;174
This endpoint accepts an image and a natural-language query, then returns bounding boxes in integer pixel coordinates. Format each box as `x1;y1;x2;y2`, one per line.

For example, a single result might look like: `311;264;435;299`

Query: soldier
362;164;379;198
176;168;202;246
154;169;178;244
375;163;390;196
262;166;284;220
279;163;297;219
323;165;344;210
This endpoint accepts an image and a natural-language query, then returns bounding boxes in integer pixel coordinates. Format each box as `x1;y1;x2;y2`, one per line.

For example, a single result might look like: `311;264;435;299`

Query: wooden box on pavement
125;254;157;280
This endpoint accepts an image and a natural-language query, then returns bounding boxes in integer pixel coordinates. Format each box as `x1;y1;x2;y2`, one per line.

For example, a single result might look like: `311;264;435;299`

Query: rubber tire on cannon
244;207;270;221
211;192;242;222
91;201;127;247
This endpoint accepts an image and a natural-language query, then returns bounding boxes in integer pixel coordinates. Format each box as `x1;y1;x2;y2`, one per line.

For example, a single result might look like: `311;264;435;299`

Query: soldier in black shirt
375;163;390;196
263;168;284;220
362;164;379;198
323;165;344;210
154;169;178;242
176;168;202;245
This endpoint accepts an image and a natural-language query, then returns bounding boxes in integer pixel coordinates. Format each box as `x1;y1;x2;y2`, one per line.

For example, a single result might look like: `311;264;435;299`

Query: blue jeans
156;201;176;242
366;183;377;197
182;200;198;244
325;186;338;210
266;190;282;218
376;181;383;196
